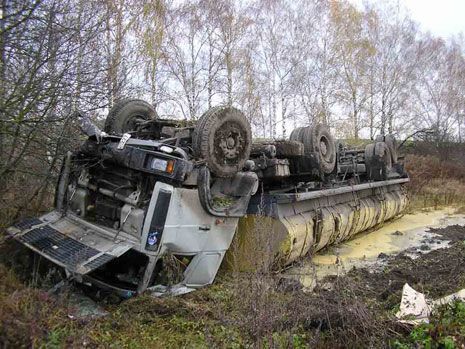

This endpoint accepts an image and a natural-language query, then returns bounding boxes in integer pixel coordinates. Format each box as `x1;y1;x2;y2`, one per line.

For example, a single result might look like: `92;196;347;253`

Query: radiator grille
13;218;43;230
19;226;100;268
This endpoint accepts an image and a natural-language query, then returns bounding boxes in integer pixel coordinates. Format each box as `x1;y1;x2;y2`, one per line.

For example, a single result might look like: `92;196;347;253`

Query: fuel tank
226;178;409;270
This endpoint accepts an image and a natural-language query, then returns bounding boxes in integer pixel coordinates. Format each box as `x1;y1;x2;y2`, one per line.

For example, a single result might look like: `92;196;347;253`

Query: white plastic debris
396;283;465;324
148;283;196;297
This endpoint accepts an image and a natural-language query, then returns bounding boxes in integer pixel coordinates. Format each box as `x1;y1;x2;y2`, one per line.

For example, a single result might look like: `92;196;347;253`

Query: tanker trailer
5;100;408;295
222;125;408;269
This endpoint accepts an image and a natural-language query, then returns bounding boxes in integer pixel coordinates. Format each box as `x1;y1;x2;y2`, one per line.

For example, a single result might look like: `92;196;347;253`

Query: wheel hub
216;124;244;162
227;137;236;148
126;115;145;131
320;140;327;156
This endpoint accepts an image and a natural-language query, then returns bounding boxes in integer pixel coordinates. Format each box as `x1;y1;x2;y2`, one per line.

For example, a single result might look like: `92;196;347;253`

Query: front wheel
104;98;157;134
193;106;252;178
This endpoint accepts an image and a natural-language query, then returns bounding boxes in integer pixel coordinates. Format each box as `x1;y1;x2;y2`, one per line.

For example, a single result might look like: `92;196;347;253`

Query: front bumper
6;211;135;275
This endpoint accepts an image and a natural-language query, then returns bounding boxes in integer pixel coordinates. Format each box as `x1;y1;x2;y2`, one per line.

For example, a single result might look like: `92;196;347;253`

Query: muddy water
285;207;465;290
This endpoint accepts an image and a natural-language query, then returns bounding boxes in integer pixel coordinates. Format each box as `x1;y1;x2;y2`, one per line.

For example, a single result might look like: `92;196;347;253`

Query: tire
193;106;252;178
365;143;375;165
192;106;221;158
104;98;157;134
365;142;392;180
384;135;398;163
290;124;337;173
297;124;336;174
374;142;392;170
289;127;311;172
375;134;398;164
290;127;305;143
365;143;378;180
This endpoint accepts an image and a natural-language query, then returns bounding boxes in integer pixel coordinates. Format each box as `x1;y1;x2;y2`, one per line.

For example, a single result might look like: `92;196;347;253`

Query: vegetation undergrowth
3;229;465;348
405;154;465;212
394;301;465;349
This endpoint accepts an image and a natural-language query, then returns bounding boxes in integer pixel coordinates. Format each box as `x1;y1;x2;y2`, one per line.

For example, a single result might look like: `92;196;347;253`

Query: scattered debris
377;252;389;259
396;283;465;324
67;292;109;319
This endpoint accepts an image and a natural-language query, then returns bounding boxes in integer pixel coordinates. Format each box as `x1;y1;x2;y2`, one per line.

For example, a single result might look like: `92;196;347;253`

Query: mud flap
6;211;134;275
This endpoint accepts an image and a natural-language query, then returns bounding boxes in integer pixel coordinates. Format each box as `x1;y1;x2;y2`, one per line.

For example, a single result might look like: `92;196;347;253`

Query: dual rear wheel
104;99;393;179
365;136;398;181
290;124;337;174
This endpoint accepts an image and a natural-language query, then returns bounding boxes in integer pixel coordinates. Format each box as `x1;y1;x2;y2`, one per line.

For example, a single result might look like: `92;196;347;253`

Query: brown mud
327;224;465;303
277;224;465;347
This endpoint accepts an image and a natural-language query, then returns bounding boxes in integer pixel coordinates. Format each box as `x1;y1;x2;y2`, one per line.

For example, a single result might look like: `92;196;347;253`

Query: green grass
3;254;465;348
393;301;465;349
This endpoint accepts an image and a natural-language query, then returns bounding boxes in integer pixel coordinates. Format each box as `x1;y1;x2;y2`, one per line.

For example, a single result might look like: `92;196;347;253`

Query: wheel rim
124;114;147;132
318;134;334;163
214;121;246;165
320;136;329;157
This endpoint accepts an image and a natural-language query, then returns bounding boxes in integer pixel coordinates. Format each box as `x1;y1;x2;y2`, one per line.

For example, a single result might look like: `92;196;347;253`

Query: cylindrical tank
225;179;409;270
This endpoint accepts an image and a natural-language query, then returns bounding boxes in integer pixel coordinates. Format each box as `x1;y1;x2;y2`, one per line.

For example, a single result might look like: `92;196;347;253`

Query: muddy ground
334;224;465;301
1;224;465;348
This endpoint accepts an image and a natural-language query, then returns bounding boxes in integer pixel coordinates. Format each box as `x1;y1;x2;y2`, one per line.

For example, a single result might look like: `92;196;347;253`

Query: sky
351;0;465;38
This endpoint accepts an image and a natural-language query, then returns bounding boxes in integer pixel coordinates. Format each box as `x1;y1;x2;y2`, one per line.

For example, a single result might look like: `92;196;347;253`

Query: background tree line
1;0;464;221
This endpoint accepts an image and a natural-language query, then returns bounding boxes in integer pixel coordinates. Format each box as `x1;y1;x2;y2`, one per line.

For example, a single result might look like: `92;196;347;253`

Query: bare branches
1;0;465;221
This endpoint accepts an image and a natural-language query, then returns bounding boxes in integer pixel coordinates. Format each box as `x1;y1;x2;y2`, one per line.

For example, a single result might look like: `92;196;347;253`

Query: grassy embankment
3;229;465;348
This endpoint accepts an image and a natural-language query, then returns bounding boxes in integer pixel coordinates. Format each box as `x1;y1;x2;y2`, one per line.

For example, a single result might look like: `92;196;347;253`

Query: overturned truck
6;99;408;296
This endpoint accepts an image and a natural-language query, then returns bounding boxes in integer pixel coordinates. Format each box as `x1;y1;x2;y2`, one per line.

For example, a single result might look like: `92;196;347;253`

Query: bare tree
413;35;464;142
0;0;109;219
133;0;168;110
330;1;375;139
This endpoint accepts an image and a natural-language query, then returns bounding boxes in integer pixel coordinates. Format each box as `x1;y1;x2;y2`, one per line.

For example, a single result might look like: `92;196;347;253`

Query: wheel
374;142;392;168
193;106;252;178
384;135;398;163
365;142;392;180
375;134;398;164
290;124;336;174
289;127;305;143
365;143;379;180
104;98;157;134
365;143;375;171
289;127;311;172
310;124;336;173
273;140;304;157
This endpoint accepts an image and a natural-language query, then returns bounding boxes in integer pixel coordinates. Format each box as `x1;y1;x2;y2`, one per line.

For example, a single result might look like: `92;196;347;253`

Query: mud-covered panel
242;183;409;267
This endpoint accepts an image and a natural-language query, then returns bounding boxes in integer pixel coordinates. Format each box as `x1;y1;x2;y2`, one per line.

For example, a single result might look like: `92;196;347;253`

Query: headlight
150;157;175;174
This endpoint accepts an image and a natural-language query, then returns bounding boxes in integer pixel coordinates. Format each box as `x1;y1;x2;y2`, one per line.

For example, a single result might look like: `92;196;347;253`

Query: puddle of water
285;207;465;290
